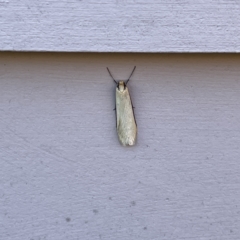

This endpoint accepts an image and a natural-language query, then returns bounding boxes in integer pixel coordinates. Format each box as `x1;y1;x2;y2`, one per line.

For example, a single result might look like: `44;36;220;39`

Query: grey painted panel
0;1;240;52
0;53;240;239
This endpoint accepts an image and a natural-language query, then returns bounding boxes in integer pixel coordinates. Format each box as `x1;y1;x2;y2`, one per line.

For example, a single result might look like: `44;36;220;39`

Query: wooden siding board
0;1;240;52
0;52;240;239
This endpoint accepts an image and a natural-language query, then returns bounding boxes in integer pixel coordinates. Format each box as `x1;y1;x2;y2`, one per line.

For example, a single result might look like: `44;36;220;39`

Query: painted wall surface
1;53;240;240
0;1;240;52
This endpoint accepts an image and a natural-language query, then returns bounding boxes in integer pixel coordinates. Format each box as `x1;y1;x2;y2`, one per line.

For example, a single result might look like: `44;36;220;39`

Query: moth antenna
107;67;117;84
126;66;136;85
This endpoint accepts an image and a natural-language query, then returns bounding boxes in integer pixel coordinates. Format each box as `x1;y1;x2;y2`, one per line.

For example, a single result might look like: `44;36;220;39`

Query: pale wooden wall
1;52;240;240
0;1;240;52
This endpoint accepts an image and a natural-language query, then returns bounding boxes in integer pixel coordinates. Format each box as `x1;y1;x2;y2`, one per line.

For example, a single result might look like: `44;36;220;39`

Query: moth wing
116;87;137;146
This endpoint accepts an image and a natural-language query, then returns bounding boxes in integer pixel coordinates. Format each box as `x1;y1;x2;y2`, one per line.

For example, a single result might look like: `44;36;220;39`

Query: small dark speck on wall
144;226;147;230
93;209;99;214
66;217;71;222
130;201;136;206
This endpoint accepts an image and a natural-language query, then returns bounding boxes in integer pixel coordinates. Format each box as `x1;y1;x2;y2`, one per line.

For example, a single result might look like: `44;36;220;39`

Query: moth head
107;66;136;92
118;81;126;92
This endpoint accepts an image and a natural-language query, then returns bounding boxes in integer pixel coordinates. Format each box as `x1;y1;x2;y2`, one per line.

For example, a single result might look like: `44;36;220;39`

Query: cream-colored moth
107;67;137;146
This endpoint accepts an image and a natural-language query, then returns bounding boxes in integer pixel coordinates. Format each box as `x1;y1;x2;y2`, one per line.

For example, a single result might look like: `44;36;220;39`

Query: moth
107;66;137;146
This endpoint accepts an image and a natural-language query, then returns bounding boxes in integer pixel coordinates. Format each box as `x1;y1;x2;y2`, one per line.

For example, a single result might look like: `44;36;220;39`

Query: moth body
116;81;137;146
107;66;137;146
